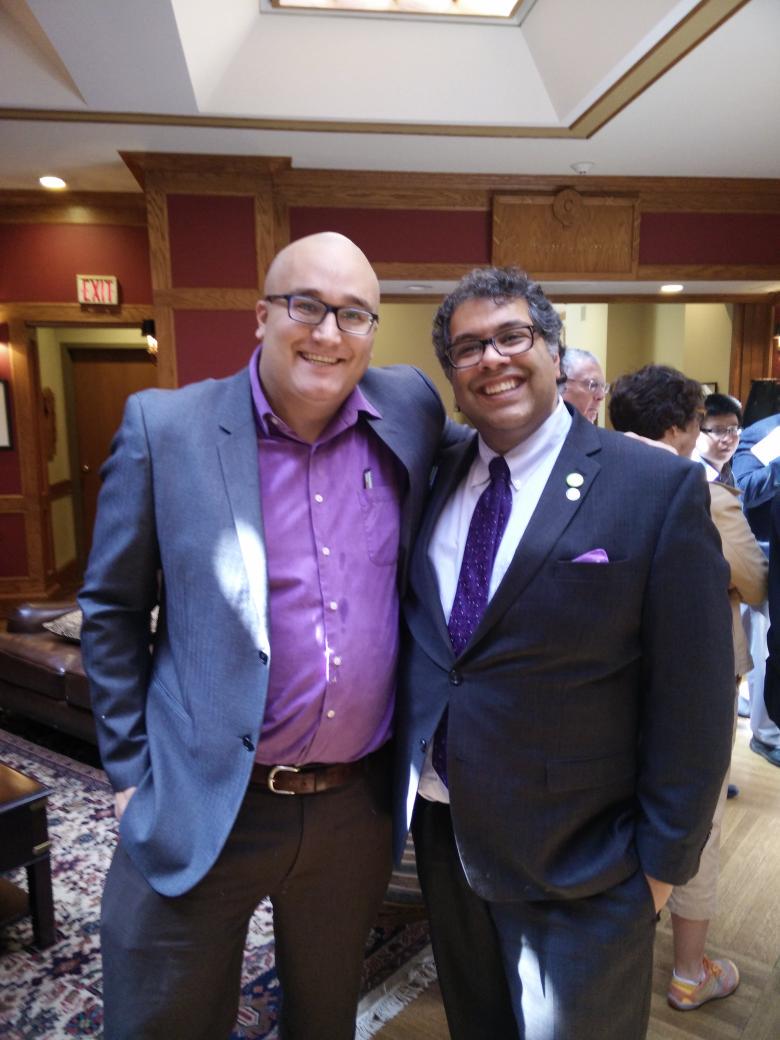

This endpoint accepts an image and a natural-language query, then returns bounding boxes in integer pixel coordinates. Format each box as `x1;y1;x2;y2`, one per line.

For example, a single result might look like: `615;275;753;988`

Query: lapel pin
566;472;584;488
566;487;581;501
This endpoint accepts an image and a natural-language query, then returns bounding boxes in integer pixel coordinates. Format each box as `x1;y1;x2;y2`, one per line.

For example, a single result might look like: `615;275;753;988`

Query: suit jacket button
258;650;268;664
419;738;428;752
449;670;462;686
242;735;254;751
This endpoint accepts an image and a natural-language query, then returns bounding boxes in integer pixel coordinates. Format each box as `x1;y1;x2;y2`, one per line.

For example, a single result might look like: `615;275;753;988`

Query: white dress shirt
418;398;572;803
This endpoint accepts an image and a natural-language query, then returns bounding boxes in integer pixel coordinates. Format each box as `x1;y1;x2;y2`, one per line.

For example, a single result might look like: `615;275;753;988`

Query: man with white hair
561;346;609;424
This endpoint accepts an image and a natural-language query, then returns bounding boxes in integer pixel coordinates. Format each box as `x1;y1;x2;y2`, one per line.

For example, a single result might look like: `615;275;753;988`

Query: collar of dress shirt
692;449;721;483
471;396;572;491
247;343;381;441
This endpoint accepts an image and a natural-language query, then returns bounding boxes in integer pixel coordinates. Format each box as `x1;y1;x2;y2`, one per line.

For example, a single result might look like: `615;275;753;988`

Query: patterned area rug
0;728;434;1039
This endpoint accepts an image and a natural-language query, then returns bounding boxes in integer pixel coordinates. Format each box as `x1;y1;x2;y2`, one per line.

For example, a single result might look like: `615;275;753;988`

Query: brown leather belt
251;759;364;795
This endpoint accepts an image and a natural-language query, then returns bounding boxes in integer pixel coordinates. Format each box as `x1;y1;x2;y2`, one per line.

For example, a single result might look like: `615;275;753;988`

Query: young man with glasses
394;268;734;1040
561;346;610;424
695;392;743;486
80;232;452;1040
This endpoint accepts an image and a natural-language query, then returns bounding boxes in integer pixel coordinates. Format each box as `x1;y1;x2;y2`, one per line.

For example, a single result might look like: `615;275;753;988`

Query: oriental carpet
0;727;434;1039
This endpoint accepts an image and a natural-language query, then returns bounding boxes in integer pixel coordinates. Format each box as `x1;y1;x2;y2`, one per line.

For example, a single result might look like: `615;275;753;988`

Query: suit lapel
468;415;603;650
408;433;478;665
216;374;270;647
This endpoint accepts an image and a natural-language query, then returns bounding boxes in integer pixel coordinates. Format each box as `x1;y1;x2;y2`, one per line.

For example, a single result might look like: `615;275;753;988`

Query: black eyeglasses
445;324;536;370
266;294;378;336
566;377;610;395
700;425;742;439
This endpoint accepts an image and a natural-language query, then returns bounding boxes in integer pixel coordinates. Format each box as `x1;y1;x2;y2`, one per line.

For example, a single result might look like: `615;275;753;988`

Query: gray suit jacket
394;410;735;902
80;363;446;896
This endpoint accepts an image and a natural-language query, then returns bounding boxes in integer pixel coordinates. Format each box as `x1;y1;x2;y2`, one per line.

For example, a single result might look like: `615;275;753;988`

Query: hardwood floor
377;716;780;1039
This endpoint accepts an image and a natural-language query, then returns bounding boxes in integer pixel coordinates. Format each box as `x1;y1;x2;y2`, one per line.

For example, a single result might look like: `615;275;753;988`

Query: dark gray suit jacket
394;410;735;902
80;363;446;896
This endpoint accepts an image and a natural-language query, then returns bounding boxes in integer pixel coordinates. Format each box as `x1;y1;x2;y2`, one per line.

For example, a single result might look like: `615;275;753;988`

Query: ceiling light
39;175;66;190
570;162;595;176
407;284;432;292
660;284;684;294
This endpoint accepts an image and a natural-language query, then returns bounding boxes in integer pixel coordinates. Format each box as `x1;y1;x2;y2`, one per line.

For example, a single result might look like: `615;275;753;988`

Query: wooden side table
0;762;56;949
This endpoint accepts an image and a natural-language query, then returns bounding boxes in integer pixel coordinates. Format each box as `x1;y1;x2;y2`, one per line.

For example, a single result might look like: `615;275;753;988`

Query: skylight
269;1;523;19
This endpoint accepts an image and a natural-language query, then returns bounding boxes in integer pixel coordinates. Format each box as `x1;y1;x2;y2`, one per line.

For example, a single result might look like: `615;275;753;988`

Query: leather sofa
0;602;96;743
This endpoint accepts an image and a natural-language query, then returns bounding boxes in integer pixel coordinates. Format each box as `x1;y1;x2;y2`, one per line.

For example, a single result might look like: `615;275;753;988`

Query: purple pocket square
572;549;610;564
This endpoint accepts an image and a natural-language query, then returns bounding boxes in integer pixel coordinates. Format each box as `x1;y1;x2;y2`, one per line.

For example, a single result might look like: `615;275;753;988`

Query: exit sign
76;274;119;306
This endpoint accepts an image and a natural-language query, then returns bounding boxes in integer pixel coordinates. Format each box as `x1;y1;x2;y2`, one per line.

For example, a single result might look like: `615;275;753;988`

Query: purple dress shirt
249;346;402;764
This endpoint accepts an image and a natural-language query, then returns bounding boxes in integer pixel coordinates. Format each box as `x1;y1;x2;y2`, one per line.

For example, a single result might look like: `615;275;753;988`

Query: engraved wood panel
493;192;639;278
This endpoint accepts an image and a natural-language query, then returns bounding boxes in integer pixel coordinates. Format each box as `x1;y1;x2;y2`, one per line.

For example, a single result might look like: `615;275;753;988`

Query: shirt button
322;546;331;557
326;709;336;719
314;493;324;503
269;416;279;425
333;656;342;667
329;600;338;611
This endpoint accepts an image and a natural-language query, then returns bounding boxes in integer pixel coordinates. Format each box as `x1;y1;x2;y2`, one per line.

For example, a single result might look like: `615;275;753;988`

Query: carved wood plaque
493;191;639;278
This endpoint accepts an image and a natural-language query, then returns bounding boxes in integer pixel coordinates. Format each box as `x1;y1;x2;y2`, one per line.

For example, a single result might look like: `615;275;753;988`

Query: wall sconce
142;319;158;356
774;323;780;350
0;322;9;348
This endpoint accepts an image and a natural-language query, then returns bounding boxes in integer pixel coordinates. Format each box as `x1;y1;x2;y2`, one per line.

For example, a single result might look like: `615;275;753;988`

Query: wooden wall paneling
729;303;773;404
255;192;276;289
272;192;290;259
153;307;176;390
145;178;172;292
374;262;479;281
493;192;639;278
0;193;146;225
638;264;780;281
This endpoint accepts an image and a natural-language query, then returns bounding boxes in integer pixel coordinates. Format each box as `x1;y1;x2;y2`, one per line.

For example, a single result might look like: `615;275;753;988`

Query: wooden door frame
0;304;153;603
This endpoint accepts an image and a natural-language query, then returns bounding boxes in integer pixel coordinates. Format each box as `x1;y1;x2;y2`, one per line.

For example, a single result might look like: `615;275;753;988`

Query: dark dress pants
101;757;392;1040
413;798;657;1040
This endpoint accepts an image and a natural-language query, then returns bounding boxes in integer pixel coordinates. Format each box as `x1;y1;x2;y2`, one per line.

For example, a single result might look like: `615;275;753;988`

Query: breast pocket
358;486;400;566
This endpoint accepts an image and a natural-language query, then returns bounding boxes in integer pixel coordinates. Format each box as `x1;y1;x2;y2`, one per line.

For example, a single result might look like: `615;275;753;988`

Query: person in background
560;346;609;423
79;232;451;1040
610;364;765;1012
395;275;733;1040
732;412;780;766
695;392;743;487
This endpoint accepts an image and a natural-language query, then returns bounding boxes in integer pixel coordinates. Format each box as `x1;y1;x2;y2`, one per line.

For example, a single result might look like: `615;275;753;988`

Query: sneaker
749;736;780;767
667;957;740;1011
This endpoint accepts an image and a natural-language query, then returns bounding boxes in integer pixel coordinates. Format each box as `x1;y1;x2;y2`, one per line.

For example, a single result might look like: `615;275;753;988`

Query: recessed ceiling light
407;284;432;292
660;283;684;294
39;176;67;190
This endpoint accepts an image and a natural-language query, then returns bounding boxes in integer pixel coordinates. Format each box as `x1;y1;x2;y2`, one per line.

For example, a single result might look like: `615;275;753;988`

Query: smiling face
447;296;560;453
256;233;379;441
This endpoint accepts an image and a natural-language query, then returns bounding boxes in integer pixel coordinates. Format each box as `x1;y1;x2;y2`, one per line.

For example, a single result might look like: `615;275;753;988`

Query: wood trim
571;0;750;138
255;193;276;290
121;152;290;191
0;303;153;324
47;479;73;501
0;495;24;512
637;264;780;281
153;289;260;310
374;262;480;280
0;194;146;225
145;180;172;292
153;307;177;389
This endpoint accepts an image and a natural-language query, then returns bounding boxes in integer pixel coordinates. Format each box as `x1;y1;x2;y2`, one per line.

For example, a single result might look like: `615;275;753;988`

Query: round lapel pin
566;487;581;501
566;472;584;488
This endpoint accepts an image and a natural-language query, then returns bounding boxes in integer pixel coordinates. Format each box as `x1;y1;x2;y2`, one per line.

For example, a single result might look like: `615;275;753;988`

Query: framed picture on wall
0;379;12;449
701;381;719;397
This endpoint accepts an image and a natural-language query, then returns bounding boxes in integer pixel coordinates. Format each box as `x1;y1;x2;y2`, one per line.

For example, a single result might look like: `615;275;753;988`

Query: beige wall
374;301;456;415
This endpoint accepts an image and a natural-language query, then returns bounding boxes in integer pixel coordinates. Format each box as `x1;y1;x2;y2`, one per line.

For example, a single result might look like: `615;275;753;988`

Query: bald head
264;232;380;312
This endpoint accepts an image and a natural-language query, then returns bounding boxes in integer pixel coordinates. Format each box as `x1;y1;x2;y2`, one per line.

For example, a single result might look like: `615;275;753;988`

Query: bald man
80;233;450;1040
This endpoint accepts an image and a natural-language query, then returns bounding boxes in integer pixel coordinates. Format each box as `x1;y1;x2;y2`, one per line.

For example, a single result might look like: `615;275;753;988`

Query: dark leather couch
0;602;96;743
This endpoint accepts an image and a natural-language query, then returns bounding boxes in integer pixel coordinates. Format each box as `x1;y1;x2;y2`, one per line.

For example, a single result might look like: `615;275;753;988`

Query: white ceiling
0;0;777;191
0;0;778;298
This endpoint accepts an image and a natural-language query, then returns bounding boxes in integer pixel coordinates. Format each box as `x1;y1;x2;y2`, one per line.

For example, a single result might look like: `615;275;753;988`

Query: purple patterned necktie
432;455;513;785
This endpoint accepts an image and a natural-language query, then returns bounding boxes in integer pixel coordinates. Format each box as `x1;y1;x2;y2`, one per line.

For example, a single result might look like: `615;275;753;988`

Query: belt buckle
267;764;300;795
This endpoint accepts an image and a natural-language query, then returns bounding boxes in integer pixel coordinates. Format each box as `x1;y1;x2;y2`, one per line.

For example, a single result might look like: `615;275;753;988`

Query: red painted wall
289;207;492;264
0;514;27;576
0;345;21;494
174;310;258;386
168;195;257;288
639;213;780;265
0;224;152;303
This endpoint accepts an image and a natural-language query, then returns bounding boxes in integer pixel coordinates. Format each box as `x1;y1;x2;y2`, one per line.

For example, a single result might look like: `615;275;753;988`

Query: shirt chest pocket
358;486;400;566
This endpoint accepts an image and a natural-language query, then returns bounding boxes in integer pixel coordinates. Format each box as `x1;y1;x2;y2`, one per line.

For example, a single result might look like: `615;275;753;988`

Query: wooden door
70;348;157;559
